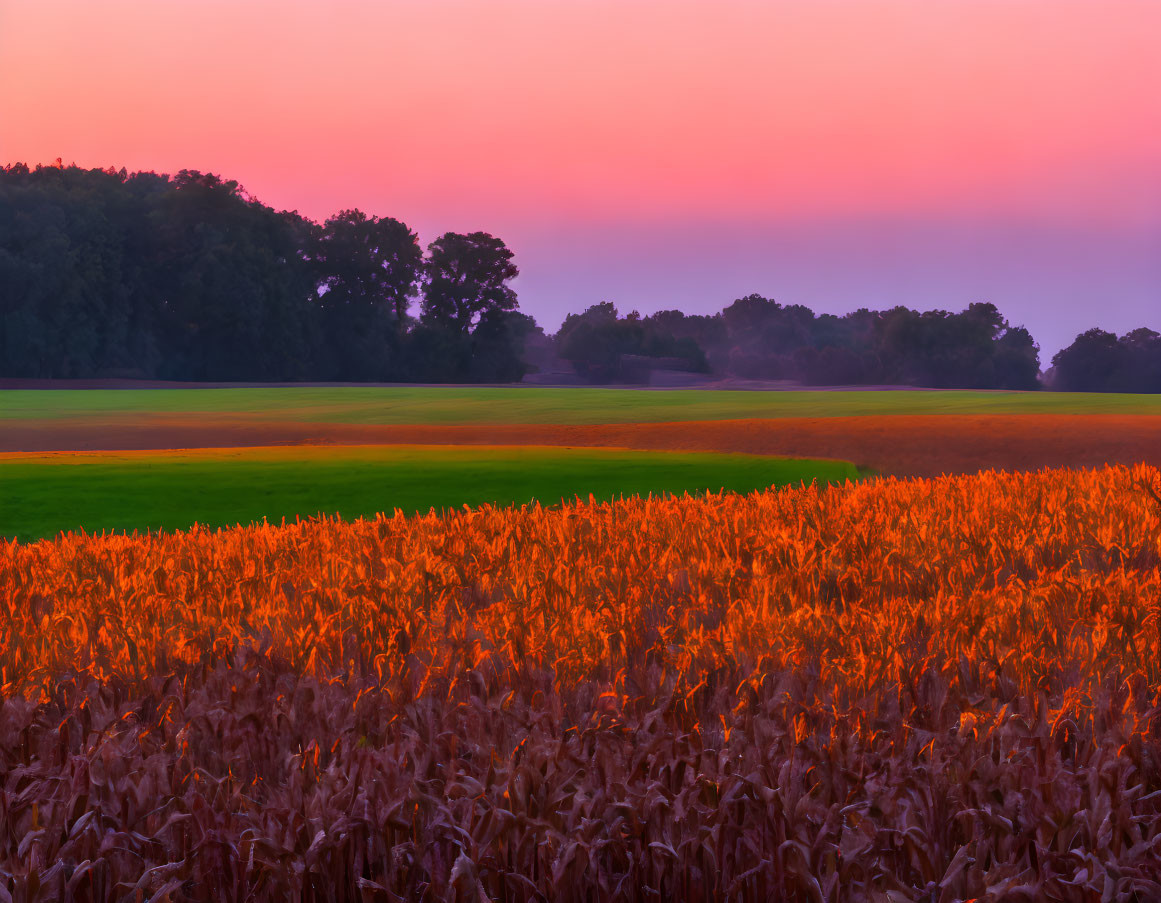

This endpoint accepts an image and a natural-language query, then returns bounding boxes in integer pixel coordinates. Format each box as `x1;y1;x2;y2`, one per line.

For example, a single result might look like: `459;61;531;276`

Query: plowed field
5;413;1160;477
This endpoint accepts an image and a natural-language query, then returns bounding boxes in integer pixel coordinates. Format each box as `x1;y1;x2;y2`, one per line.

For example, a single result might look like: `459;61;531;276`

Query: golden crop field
2;465;1160;901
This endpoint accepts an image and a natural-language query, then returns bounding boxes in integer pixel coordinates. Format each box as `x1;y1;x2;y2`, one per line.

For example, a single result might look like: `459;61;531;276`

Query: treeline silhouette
2;163;1157;390
0;164;536;382
1049;328;1161;393
556;298;1042;389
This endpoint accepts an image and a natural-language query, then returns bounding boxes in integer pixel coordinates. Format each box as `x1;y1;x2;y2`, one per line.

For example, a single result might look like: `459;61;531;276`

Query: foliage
3;162;1155;390
0;163;170;378
557;302;709;383
1051;327;1161;393
309;210;423;381
2;465;1161;898
420;232;519;334
0;165;533;384
150;171;319;381
633;298;1042;389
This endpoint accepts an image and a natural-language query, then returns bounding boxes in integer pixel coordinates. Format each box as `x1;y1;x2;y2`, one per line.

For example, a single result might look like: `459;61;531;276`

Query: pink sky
2;0;1159;356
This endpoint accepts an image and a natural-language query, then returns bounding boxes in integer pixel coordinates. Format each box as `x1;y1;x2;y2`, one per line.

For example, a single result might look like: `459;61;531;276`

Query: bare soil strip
5;414;1160;477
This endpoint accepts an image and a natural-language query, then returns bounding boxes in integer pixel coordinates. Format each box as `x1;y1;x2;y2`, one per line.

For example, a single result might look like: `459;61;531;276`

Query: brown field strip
4;413;1161;476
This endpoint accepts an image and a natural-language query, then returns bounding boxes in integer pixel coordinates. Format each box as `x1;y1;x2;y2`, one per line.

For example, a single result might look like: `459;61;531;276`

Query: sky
1;0;1159;358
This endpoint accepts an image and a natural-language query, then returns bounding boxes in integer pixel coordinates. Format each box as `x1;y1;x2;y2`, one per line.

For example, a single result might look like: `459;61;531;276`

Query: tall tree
150;170;316;381
1052;327;1161;392
0;164;153;378
310;210;422;380
312;210;422;325
557;303;643;382
469;310;541;383
557;303;709;383
420;232;518;333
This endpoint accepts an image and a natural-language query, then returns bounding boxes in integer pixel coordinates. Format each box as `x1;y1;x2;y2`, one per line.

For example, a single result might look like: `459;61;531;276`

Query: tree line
0;164;537;382
555;298;1044;389
1;163;1157;391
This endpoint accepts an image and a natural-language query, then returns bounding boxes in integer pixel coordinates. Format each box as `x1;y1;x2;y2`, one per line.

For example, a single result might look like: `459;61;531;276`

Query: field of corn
3;464;1161;901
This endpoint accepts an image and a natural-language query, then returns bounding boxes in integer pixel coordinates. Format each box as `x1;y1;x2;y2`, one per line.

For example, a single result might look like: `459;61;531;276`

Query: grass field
0;445;858;541
4;385;1161;425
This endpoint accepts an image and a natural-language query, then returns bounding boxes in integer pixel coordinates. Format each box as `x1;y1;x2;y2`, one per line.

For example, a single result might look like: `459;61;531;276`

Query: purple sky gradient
487;215;1161;360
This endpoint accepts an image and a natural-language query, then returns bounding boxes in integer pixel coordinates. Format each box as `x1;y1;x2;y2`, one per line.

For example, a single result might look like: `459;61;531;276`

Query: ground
5;385;1161;897
3;385;1160;538
0;445;857;542
4;385;1160;424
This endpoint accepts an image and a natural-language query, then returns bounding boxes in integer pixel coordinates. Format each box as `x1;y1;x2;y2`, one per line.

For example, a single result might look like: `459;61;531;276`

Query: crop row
1;466;1159;900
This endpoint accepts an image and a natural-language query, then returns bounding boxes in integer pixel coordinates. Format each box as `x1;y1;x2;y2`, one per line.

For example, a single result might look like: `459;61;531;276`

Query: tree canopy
1050;328;1161;392
560;297;1042;389
1;162;1154;390
309;210;423;381
0;164;534;383
420;232;519;334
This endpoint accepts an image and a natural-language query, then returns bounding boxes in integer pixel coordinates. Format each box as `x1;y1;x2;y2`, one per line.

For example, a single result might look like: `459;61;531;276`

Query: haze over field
2;0;1158;357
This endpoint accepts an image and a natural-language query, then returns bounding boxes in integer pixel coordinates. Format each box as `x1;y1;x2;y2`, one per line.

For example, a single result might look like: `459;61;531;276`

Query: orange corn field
3;464;1161;901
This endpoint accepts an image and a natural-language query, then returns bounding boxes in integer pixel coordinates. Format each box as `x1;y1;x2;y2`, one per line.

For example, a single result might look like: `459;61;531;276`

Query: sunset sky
2;0;1158;357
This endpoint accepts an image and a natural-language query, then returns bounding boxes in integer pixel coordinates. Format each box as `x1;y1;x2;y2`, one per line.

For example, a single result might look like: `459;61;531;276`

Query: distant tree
1116;328;1161;393
21;161;1154;392
403;309;539;384
0;163;168;378
1051;327;1161;392
795;345;868;385
420;232;518;334
991;323;1041;390
312;210;422;325
149;170;316;380
557;303;645;383
868;302;1039;389
1050;329;1122;391
469;310;541;382
555;303;708;383
721;294;782;336
0;163;542;384
645;309;727;347
310;210;422;380
719;294;812;379
642;310;728;372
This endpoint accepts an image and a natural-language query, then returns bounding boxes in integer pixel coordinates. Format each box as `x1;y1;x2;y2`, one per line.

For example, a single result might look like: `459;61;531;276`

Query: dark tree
558;303;645;382
469;310;541;383
570;295;1041;389
0;163;169;378
310;210;422;381
1120;328;1161;393
10;161;1150;392
149;170;316;380
719;295;812;380
1051;327;1161;392
0;164;542;384
556;303;708;383
420;232;518;334
312;210;422;325
404;312;539;385
1050;329;1121;391
858;302;1043;389
402;323;473;383
991;323;1041;390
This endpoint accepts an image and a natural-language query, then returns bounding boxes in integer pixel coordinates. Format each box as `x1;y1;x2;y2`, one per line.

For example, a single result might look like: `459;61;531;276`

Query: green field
3;386;1159;425
0;445;859;542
